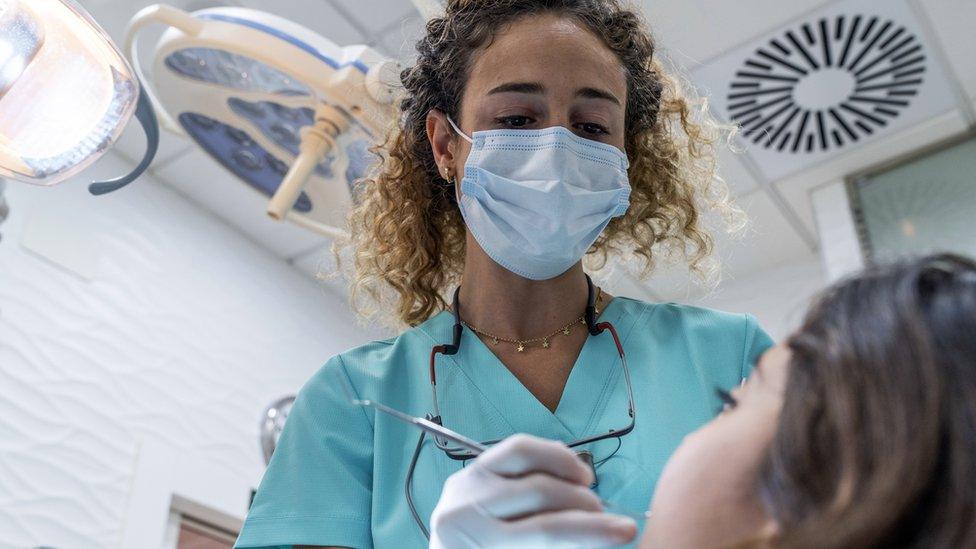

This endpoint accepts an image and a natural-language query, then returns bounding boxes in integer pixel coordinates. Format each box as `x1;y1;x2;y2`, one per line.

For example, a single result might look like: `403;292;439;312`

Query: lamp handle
266;104;351;236
88;86;160;195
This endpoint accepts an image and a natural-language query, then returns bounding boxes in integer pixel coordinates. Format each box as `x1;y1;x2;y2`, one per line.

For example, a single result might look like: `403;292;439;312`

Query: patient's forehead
752;344;791;394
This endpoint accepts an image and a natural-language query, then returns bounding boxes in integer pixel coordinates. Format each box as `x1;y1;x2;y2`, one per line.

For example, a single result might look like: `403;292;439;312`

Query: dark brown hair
761;254;976;547
338;0;739;327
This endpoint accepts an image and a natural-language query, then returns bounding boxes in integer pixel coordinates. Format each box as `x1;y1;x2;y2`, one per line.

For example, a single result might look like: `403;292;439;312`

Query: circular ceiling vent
728;15;926;154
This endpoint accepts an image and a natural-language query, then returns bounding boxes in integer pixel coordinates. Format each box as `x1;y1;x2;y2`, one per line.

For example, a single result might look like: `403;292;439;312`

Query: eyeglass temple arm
598;321;636;420
597;321;624;356
566;322;637;449
429;345;445;421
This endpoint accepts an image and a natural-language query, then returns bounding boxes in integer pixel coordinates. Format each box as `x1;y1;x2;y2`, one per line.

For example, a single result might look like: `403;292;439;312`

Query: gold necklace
462;288;603;352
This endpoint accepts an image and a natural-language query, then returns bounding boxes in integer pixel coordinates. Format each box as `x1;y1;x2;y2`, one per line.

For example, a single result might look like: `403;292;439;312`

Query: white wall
812;180;865;283
691;253;827;341
0;153;380;549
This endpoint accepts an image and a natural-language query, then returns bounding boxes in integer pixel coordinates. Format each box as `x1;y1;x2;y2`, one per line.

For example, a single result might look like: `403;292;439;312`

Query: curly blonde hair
336;0;739;328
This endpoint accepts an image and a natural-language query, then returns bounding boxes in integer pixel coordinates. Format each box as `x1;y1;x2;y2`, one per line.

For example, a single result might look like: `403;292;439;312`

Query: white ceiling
80;0;976;300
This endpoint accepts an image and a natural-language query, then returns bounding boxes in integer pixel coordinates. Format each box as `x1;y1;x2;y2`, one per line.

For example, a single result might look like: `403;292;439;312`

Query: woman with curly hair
236;1;772;548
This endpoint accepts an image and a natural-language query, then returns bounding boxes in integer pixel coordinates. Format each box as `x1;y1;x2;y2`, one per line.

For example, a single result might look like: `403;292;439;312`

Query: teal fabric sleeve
740;314;776;380
235;355;374;549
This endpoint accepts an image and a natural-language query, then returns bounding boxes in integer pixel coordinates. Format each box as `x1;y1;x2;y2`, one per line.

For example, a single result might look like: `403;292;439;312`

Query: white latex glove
429;434;637;548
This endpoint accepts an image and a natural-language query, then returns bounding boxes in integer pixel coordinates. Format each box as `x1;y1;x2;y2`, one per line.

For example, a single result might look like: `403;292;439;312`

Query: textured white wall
0;153;381;548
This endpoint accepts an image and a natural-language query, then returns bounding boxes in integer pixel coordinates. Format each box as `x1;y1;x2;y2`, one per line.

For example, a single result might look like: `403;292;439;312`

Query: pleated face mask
449;116;631;280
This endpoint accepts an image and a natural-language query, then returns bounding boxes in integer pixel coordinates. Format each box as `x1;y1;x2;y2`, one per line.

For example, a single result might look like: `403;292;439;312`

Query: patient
642;254;976;548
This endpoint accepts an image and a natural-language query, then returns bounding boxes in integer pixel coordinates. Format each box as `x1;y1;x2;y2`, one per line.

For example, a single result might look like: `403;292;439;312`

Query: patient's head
643;254;976;548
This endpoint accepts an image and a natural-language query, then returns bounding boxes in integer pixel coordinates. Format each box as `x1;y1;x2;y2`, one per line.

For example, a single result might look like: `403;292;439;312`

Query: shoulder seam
336;354;376;430
739;314;759;382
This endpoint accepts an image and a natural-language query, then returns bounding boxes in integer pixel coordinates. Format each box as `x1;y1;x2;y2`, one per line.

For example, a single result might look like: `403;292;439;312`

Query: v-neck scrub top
235;297;774;549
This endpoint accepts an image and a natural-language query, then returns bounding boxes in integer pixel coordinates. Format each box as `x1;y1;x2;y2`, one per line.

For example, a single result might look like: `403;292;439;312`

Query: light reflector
0;0;154;189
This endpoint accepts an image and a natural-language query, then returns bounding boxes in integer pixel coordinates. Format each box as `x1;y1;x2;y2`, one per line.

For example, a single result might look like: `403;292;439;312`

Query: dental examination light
0;0;158;194
126;5;401;239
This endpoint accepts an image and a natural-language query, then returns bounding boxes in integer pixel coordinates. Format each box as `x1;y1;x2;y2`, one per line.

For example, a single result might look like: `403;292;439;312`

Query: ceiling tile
80;0;374;48
242;0;367;46
692;251;825;339
329;0;419;37
716;146;761;196
375;14;426;62
713;190;813;281
916;0;976;102
151;149;329;258
773;107;968;238
644;0;830;66
690;0;960;182
634;189;811;301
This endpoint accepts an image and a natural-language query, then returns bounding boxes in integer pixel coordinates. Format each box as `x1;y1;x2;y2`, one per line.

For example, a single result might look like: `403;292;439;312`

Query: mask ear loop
442;115;468;205
446;115;473;144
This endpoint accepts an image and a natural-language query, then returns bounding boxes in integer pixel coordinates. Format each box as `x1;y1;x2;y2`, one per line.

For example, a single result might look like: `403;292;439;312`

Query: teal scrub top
235;297;774;549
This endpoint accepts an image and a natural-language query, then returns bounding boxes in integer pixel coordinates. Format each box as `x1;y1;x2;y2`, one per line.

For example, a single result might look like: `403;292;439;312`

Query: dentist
235;1;772;548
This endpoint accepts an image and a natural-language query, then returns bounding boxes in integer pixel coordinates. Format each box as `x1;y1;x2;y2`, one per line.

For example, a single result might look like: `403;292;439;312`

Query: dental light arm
124;4;400;239
267;103;349;223
124;3;202;136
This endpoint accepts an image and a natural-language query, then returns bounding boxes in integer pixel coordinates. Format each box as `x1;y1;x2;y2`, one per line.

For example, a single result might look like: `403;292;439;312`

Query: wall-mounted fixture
126;5;401;240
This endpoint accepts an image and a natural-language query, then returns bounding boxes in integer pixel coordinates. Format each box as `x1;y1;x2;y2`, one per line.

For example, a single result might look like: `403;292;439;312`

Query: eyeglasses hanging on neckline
399;274;637;538
427;275;636;459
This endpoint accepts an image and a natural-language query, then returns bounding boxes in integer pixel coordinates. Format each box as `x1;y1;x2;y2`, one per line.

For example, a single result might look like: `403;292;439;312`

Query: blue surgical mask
448;116;631;280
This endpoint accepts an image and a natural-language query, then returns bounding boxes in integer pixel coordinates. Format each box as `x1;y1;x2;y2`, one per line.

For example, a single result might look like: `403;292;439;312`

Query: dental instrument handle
354;399;488;454
352;396;651;521
267;104;350;221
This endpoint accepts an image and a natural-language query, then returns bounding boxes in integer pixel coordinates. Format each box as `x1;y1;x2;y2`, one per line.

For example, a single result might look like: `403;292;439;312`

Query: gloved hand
429;434;637;548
